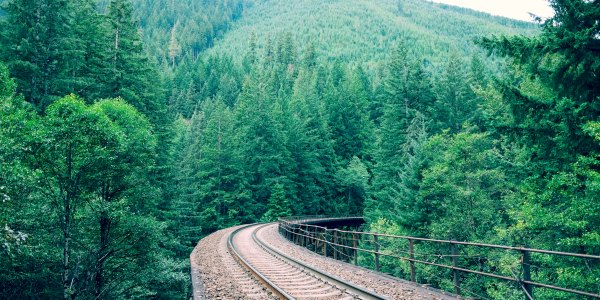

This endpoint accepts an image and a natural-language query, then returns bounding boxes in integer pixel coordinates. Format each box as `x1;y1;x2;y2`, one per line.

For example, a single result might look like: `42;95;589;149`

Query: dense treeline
0;0;187;298
206;0;538;68
128;0;246;65
1;0;598;299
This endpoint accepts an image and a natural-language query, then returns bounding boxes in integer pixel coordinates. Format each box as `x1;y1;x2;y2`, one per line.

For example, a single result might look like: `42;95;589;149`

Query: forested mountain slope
1;0;598;299
100;0;247;65
207;0;538;67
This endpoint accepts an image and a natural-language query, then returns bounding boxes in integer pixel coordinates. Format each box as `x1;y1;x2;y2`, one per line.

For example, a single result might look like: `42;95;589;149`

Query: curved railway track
228;223;389;300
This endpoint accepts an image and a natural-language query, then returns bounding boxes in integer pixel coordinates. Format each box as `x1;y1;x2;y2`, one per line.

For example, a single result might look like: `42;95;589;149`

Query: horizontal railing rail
278;216;600;300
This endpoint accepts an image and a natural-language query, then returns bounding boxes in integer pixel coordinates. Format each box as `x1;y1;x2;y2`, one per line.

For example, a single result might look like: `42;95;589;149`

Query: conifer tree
168;21;182;68
235;74;293;218
479;0;600;260
433;53;476;133
328;67;374;163
286;69;337;214
104;0;166;123
0;0;94;109
261;183;292;222
367;44;433;223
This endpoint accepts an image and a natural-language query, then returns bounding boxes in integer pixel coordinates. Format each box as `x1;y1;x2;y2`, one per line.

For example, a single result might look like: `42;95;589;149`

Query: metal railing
278;217;600;300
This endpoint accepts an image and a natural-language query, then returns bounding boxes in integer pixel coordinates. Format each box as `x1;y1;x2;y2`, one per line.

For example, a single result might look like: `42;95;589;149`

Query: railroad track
228;223;389;300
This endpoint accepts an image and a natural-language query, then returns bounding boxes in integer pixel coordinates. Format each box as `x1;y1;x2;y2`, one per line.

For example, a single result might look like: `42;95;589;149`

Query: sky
427;0;555;22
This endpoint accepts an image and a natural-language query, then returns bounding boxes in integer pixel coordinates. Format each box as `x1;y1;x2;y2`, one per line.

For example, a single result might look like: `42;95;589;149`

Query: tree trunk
63;146;73;300
95;212;110;298
62;202;70;300
95;181;111;298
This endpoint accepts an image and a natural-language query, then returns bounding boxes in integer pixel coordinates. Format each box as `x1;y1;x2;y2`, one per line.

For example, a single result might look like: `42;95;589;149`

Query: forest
0;0;598;299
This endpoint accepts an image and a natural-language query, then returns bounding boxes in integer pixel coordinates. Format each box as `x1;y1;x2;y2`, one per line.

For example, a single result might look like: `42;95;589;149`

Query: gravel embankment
257;224;458;300
191;226;276;300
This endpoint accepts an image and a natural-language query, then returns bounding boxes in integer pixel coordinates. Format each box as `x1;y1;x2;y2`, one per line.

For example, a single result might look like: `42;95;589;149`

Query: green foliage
130;0;245;65
0;63;49;296
362;0;600;297
208;0;537;69
367;44;433;224
433;53;478;132
261;183;292;222
419;130;508;241
0;0;98;109
1;0;597;298
335;156;370;214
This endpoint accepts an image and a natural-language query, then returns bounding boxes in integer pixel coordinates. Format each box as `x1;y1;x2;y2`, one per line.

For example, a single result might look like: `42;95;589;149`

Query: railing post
373;234;380;272
408;239;415;282
333;231;338;260
522;249;533;300
353;232;358;266
323;231;328;257
314;229;318;251
303;226;307;247
286;224;290;240
451;243;460;295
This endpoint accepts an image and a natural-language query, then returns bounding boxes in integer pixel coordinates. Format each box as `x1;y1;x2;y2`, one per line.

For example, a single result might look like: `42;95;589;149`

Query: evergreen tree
474;1;600;295
261;183;292;222
286;69;337;214
387;113;429;234
433;52;477;133
0;0;94;109
235;74;293;218
335;156;370;214
104;0;166;124
367;45;433;223
328;66;374;163
479;0;600;253
177;99;250;235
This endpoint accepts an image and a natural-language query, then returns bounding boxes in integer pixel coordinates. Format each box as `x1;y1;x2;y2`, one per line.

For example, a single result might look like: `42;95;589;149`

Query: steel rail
227;224;294;300
229;223;390;300
251;223;389;300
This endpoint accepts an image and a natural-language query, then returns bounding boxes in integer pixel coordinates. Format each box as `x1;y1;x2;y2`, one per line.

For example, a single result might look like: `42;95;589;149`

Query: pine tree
168;21;182;68
286;69;337;214
276;32;297;68
387;113;429;234
235;74;293;217
0;0;94;109
261;183;292;222
182;99;250;233
104;0;166;123
479;0;600;261
367;44;433;223
328;66;374;163
433;52;476;133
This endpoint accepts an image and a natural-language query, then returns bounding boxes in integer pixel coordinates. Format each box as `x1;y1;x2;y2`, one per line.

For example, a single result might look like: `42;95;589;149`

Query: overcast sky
427;0;555;22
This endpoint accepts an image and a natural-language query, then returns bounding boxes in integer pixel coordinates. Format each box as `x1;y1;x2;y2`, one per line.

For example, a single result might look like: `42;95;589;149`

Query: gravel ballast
191;226;275;300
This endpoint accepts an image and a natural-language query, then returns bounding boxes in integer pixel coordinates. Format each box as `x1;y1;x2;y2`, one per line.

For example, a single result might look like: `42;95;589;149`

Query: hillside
207;0;538;67
2;0;598;299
